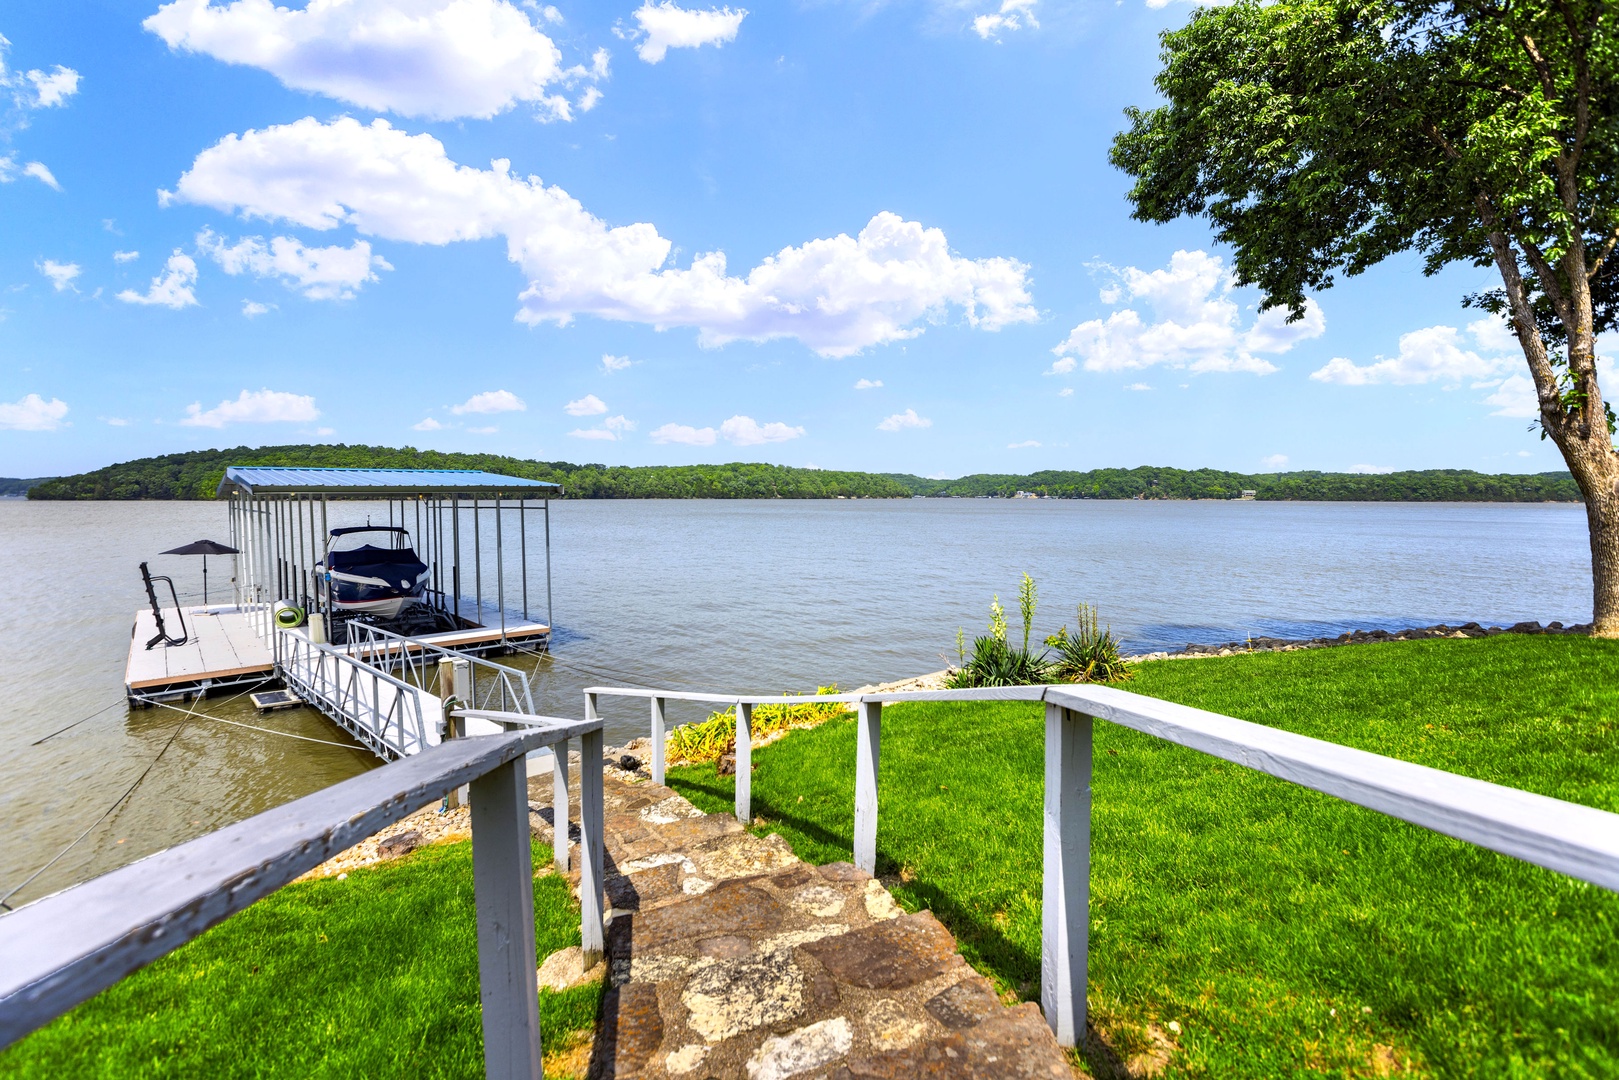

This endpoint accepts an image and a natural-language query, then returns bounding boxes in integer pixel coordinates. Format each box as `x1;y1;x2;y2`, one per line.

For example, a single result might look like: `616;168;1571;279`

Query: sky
0;0;1582;480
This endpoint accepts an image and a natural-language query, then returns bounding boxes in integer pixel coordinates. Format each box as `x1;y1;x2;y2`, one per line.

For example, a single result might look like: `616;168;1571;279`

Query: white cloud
1483;374;1539;418
22;161;58;189
241;299;272;317
720;414;803;445
179;388;318;427
650;421;716;445
1057;387;1073;397
164;117;1035;357
878;408;931;432
0;393;68;431
564;393;607;416
1348;464;1395;474
467;424;498;434
117;251;199;309
854;378;883;390
631;2;746;63
1259;454;1289;470
453;389;527;414
1008;439;1040;448
197;229;391;300
1123;382;1152;391
413;416;444;431
102;416;130;426
1051;250;1322;377
26;66;80;107
113;250;140;263
1310;321;1515;386
570;413;636;440
973;0;1038;39
37;259;80;292
601;353;632;373
142;0;603;122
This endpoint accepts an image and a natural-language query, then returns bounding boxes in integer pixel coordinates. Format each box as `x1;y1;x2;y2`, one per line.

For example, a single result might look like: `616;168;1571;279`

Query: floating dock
124;605;275;702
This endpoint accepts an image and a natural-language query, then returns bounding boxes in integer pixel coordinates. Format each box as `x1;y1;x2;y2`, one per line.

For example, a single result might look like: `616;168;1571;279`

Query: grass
0;840;599;1079
665;635;1619;1078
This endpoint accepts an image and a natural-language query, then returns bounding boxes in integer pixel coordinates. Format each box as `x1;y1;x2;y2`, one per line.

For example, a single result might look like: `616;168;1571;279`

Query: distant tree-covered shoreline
15;445;1581;502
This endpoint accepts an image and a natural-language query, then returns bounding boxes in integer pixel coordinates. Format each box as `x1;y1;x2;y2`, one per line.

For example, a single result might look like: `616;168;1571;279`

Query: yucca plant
948;574;1053;688
1046;603;1132;684
665;685;847;763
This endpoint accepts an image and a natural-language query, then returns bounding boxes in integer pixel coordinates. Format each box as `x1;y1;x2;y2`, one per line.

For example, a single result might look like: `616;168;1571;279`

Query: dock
123;605;274;702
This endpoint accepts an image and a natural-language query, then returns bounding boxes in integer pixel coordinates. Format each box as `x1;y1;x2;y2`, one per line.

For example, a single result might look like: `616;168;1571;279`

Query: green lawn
666;635;1619;1078
0;841;598;1079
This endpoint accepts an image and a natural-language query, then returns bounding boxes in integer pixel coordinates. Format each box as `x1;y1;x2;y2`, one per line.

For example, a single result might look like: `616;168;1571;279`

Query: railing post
469;752;543;1080
650;697;666;786
580;699;605;969
552;736;571;873
1042;702;1092;1048
735;700;752;824
854;699;882;874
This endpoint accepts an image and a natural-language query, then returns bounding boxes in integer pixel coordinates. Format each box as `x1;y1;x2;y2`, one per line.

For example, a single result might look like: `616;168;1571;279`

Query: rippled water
0;497;1591;906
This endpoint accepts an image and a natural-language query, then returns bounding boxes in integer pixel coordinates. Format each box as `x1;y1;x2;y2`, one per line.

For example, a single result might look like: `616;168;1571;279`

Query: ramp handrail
583;681;1619;1049
278;633;432;759
0;722;606;1080
348;622;537;716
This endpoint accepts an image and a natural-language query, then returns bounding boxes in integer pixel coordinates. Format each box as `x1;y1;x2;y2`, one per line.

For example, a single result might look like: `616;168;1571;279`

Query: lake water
0;497;1593;907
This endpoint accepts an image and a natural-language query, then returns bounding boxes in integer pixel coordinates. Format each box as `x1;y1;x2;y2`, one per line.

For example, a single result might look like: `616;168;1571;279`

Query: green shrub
1046;603;1132;684
665;686;847;763
947;574;1053;687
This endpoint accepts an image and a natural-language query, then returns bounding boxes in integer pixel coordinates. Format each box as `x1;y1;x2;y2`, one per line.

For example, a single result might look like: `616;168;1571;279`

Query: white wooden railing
0;720;605;1080
583;682;1619;1049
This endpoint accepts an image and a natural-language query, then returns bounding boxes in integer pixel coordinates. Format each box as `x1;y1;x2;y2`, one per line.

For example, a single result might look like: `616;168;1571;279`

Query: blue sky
0;0;1574;479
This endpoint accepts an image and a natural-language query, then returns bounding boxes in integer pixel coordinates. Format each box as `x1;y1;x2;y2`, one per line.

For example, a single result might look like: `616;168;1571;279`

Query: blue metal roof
217;466;560;497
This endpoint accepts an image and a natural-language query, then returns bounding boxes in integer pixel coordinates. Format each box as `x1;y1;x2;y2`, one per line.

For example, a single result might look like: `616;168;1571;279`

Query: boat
317;525;430;619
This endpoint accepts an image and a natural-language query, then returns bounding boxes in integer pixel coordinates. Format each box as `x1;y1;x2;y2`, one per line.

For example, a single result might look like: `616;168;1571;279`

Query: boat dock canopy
216;466;560;498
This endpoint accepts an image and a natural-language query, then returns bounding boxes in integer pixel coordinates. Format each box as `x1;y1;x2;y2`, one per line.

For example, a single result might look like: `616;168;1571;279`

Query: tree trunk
1558;433;1619;635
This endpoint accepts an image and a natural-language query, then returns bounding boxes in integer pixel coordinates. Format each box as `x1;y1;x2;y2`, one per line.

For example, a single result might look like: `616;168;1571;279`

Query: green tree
1111;0;1619;632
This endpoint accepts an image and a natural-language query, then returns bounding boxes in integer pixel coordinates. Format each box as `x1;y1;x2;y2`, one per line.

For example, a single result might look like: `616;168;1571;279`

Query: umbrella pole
203;554;208;605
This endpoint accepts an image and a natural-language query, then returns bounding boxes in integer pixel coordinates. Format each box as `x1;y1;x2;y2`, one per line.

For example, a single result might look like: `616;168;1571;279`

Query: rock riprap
529;764;1074;1079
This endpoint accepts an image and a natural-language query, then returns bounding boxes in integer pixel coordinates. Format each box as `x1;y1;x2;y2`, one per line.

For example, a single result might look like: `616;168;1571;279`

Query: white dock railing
583;682;1619;1049
277;633;434;759
0;721;605;1080
348;622;537;716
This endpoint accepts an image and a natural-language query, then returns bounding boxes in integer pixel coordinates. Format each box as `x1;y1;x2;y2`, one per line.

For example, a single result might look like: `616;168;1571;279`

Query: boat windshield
326;526;413;554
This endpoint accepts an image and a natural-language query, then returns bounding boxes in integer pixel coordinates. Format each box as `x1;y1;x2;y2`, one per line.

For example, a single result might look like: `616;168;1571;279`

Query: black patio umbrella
160;539;239;604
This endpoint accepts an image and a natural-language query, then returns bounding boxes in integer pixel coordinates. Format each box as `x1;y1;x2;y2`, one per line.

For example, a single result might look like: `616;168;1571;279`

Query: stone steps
529;768;1075;1079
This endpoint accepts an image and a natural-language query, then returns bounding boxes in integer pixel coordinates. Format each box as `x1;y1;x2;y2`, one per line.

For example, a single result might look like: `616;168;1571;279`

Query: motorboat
317;525;430;619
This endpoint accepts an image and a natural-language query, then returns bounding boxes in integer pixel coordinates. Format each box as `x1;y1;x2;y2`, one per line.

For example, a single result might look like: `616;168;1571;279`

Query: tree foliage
17;449;1578;502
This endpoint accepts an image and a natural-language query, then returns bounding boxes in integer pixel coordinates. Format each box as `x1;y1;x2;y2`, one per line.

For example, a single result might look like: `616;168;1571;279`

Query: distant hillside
24;446;913;500
893;466;1582;502
0;477;55;497
24;446;1582;502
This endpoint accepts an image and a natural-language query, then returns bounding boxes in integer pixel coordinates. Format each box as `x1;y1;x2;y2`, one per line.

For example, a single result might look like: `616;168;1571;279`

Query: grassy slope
666;635;1619;1078
0;842;598;1079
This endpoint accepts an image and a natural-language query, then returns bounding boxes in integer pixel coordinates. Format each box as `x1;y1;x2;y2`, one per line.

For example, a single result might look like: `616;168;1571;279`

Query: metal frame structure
218;467;559;646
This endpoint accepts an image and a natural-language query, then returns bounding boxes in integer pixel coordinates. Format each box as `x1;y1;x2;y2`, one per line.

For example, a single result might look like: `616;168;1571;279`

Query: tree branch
1587;221;1619;281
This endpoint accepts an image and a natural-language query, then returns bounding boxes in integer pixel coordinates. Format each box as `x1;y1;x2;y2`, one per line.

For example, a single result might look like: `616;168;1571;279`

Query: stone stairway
529;763;1075;1080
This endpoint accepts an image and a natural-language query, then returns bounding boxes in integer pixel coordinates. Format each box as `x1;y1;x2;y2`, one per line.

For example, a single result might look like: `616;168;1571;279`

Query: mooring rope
0;701;197;911
144;697;363;750
30;699;126;746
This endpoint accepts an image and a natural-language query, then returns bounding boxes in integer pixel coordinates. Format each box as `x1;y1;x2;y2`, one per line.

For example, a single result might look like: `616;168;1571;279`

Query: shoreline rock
1127;619;1587;662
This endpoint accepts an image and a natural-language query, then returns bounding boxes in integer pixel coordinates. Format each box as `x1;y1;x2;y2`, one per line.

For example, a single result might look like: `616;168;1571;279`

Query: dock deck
124;606;275;701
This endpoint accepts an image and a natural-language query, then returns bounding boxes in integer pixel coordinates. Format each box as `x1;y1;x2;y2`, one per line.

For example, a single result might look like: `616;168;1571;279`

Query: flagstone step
528;765;1077;1079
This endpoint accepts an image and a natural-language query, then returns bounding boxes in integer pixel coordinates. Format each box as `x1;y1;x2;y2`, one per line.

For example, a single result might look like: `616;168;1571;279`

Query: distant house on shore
1239;490;1257;500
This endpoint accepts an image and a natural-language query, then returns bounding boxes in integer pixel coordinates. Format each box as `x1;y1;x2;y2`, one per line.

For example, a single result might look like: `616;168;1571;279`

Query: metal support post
855;700;882;874
1041;703;1092;1048
650;697;666;786
469;753;544;1080
735;701;752;824
495;495;506;641
543;499;553;635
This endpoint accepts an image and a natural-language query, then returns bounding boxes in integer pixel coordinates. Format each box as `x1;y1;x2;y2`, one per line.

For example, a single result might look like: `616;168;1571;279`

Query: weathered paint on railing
0;721;604;1080
585;680;1619;1048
